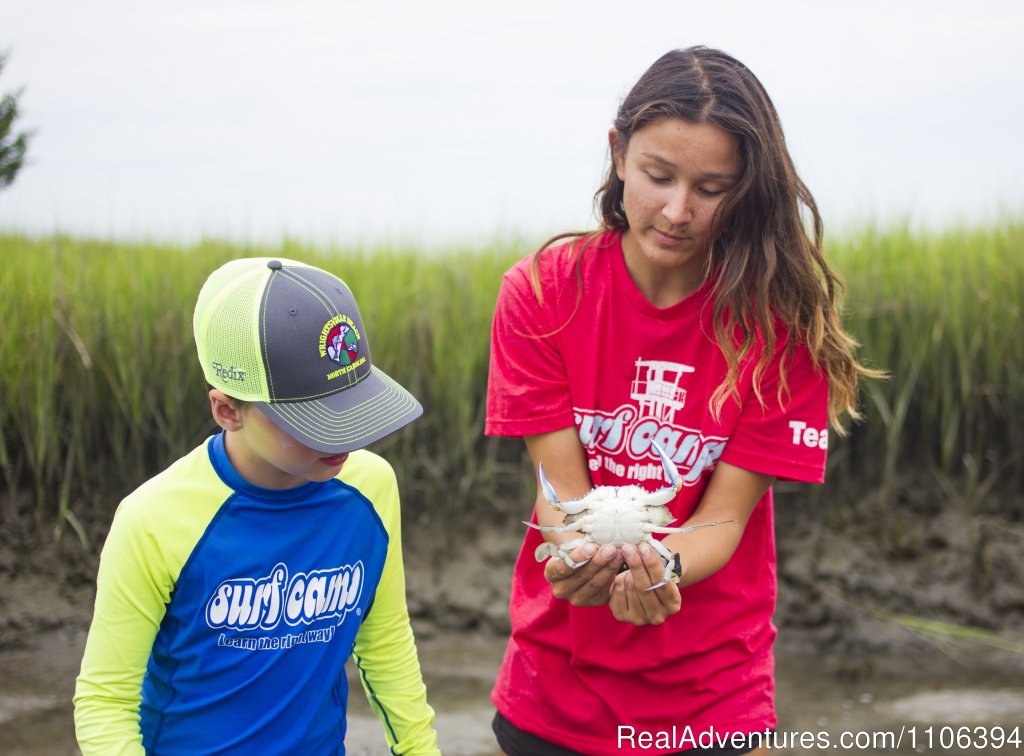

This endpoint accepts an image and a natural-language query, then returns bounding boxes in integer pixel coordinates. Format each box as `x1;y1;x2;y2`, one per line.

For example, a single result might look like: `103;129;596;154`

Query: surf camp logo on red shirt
573;358;727;486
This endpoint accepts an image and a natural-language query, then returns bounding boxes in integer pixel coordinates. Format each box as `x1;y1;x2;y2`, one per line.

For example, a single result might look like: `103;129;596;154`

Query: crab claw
640;441;683;508
537;462;561;506
651;440;682;494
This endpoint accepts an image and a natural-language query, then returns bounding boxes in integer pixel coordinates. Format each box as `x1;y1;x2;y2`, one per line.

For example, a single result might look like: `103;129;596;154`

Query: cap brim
254;367;423;454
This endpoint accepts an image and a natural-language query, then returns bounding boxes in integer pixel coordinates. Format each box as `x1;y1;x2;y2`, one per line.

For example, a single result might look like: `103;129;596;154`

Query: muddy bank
1;476;1023;753
398;477;1024;657
2;475;1023;654
3;623;1024;755
4;477;1024;651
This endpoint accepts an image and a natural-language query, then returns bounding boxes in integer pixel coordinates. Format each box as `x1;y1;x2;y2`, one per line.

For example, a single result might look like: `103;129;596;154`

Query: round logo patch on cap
320;315;361;366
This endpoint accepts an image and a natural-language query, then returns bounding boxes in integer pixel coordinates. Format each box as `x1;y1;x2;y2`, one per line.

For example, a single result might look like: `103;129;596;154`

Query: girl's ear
609;128;626;182
209;389;245;431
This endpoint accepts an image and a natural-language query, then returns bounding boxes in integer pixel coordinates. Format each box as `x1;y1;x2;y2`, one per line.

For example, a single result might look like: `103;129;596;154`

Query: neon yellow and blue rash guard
74;433;439;755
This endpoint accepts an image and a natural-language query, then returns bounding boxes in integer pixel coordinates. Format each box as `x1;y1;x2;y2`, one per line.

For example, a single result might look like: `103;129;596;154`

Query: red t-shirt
486;231;828;755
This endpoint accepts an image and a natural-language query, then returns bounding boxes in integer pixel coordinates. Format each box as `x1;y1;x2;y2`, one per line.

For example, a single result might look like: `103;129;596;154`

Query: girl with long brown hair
486;46;878;756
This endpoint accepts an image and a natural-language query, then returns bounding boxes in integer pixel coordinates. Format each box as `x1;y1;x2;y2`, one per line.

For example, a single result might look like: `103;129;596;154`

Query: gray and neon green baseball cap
193;257;422;453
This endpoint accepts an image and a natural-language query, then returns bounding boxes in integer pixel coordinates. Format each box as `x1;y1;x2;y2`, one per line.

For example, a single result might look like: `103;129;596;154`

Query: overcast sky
2;0;1022;246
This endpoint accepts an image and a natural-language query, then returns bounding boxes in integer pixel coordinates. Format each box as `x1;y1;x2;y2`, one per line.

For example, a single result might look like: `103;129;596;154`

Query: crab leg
534;539;589;569
530;518;591;568
678;519;735;532
523;520;586;534
643;538;682;590
643;520;736;590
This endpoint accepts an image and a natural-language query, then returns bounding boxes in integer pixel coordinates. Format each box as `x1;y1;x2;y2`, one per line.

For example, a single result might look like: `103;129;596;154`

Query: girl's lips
654;228;686;244
319;454;348;467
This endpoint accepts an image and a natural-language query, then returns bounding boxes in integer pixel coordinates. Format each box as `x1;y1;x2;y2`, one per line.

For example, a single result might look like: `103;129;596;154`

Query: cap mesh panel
196;265;269;401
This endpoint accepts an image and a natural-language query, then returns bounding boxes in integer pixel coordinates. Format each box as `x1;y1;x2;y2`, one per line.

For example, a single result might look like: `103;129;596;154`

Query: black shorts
492;711;764;756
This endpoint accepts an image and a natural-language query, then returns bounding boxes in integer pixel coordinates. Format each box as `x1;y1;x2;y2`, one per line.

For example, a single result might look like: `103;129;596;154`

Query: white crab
526;441;733;589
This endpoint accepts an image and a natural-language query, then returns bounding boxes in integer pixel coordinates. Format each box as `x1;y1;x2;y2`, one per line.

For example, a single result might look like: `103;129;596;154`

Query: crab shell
526;441;709;588
557;484;678;545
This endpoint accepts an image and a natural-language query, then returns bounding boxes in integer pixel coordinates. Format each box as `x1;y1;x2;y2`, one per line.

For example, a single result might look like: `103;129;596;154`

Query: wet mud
2;624;1023;755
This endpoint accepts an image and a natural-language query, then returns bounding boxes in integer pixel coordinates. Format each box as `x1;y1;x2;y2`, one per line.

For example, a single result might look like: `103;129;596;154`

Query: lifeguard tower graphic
630;359;695;424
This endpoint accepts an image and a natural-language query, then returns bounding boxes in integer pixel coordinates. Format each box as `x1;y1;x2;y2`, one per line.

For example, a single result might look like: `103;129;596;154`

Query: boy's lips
319;453;348;467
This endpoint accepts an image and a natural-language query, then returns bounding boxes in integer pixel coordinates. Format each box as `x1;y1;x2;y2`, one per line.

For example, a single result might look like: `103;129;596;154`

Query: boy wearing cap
74;258;440;754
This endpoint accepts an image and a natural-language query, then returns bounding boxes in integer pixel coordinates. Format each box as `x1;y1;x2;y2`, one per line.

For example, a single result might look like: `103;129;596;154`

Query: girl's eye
698;187;725;197
644;172;671;184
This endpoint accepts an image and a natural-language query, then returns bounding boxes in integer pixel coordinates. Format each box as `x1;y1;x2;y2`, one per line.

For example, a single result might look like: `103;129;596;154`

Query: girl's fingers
619;544;681;622
546;544;623;605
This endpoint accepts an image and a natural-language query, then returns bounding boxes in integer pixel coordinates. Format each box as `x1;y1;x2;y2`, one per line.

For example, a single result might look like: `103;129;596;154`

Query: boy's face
227;404;349;489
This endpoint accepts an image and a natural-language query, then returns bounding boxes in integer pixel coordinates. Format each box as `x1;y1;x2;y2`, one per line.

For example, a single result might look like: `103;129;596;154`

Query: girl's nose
662;188;693;225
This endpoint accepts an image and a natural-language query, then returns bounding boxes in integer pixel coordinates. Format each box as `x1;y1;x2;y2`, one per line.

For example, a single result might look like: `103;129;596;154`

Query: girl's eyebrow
640;152;675;168
640;152;738;180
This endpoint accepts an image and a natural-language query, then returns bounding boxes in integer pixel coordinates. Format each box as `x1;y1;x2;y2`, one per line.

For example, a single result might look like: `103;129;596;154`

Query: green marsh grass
829;220;1023;507
0;220;1020;541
